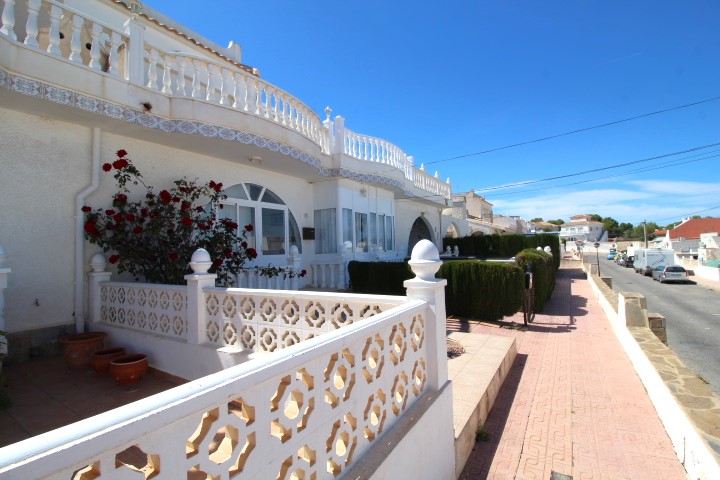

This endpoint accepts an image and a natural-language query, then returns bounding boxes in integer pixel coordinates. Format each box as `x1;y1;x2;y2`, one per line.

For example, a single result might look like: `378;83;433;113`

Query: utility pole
643;220;648;248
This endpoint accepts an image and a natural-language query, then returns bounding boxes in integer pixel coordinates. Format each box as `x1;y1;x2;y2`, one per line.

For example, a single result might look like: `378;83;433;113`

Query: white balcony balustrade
0;0;450;199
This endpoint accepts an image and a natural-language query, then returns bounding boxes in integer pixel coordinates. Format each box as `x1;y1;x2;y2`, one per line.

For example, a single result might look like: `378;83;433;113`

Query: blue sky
146;0;720;226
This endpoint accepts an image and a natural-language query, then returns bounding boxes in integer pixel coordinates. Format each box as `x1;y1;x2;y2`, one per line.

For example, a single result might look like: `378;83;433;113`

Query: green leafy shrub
515;249;556;313
437;260;524;320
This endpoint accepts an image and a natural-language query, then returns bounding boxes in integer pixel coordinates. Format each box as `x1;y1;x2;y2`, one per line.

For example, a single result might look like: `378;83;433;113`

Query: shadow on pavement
459;353;528;479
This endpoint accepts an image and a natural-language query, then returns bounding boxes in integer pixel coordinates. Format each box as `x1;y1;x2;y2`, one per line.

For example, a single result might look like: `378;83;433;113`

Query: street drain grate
550;472;573;480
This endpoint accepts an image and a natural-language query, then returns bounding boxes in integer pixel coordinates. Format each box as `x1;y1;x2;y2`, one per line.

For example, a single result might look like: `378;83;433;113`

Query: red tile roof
669;218;720;240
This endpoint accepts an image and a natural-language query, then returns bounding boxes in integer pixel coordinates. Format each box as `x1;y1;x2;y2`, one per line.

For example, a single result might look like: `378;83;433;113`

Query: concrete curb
583;263;720;480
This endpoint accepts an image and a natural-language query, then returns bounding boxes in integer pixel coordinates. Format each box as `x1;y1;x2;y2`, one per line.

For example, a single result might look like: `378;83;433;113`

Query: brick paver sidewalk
455;266;688;480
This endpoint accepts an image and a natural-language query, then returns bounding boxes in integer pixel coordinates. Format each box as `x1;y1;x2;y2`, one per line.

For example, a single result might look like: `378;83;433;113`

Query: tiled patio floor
0;355;185;448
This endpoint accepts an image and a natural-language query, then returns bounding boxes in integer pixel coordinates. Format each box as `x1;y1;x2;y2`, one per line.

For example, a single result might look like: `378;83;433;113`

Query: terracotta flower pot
90;347;127;375
58;332;107;369
109;354;149;387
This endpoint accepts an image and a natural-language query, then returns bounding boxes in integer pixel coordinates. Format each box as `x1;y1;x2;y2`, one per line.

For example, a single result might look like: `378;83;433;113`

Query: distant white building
560;214;607;244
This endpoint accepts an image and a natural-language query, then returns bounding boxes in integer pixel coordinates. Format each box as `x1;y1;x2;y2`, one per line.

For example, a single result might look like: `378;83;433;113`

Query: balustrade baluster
191;60;203;98
286;100;296;129
219;69;231;105
69;15;84;63
272;90;280;122
107;31;121;76
0;0;16;41
175;57;187;96
88;23;103;70
146;49;159;89
206;64;220;103
205;65;222;103
249;78;260;115
232;72;246;110
374;139;381;162
261;86;271;118
46;5;62;55
23;0;40;47
161;55;173;94
279;95;287;125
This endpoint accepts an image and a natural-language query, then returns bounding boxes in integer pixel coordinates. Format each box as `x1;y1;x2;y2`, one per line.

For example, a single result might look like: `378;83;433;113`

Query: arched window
218;183;301;259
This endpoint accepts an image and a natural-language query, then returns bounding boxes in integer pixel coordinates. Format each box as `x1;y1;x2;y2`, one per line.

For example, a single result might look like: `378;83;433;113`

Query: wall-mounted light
249;156;263;165
360;186;367;197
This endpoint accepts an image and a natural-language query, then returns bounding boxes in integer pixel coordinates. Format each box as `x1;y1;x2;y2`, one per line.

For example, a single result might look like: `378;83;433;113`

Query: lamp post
593;242;600;277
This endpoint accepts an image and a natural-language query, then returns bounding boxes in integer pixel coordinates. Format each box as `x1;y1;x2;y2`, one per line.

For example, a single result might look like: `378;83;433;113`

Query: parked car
618;256;627;267
651;265;688;283
624;256;634;268
607;250;617;260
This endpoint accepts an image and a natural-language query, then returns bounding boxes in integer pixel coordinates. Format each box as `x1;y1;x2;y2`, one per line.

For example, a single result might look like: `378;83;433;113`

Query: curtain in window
355;212;368;252
314;209;337;254
342;208;353;251
378;214;386;251
385;215;394;251
369;213;377;247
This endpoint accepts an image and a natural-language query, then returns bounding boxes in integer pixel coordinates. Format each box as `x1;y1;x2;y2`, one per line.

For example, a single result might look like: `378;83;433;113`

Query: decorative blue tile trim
0;66;409;192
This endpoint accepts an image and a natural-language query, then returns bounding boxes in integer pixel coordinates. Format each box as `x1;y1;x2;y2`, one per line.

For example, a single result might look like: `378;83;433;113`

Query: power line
655;205;720;223
487;151;720;198
426;95;720;166
471;141;720;192
396;142;720;201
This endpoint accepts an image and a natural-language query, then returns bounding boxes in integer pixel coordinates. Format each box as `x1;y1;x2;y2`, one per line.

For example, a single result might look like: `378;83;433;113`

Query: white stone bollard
404;239;448;391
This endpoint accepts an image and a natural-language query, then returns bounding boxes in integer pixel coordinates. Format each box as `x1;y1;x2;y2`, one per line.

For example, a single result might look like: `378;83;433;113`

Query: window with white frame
220;183;301;259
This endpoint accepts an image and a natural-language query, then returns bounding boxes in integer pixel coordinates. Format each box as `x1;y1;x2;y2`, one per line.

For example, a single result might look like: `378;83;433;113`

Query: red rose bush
83;149;257;286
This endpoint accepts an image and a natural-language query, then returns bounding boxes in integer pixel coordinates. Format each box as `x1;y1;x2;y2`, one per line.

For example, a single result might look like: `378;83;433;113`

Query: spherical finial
325;106;332;121
190;248;213;274
544;246;552;254
408;239;441;281
289;245;299;256
90;252;107;272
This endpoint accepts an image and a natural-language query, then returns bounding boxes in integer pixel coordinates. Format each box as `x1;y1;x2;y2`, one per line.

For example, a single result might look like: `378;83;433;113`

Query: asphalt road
592;257;720;396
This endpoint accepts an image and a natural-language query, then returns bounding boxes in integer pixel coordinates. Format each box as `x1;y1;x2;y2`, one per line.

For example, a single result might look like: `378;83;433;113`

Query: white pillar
123;16;146;84
404;239;448;390
87;253;111;327
334;115;345;155
185;249;216;345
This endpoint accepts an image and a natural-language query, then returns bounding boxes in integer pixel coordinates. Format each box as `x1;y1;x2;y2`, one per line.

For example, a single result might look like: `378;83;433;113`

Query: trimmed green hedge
347;261;413;295
515;249;556;313
347;259;524;321
437;260;524;320
443;234;560;270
